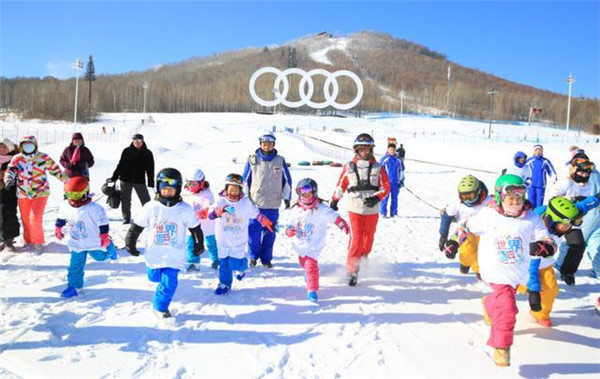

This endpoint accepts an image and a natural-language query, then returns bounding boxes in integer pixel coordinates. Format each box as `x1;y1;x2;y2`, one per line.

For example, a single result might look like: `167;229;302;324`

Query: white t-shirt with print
211;196;259;259
445;196;492;224
466;206;550;287
183;188;216;236
545;176;592;203
58;201;109;253
284;203;340;261
134;200;200;270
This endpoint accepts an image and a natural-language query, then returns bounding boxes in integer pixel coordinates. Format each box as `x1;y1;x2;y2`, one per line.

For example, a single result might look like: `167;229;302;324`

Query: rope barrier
403;186;442;212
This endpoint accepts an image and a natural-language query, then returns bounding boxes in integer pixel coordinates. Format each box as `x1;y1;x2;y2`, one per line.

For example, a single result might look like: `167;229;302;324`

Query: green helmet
458;175;480;193
545;196;581;222
494;174;525;204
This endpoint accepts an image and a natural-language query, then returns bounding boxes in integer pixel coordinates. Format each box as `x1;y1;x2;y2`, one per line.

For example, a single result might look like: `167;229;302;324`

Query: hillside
1;31;598;133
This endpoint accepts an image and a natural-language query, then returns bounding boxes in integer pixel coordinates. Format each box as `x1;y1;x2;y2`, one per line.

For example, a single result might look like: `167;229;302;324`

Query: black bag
101;180;116;196
102;180;121;209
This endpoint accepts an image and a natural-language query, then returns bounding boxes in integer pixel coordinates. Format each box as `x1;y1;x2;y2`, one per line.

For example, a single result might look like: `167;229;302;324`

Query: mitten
329;199;339;211
100;233;110;248
529;240;555;258
528;290;542;312
196;208;209;220
438;235;448;252
256;213;274;233
334;216;350;235
55;227;63;240
285;226;297;237
363;196;379;207
443;240;459;259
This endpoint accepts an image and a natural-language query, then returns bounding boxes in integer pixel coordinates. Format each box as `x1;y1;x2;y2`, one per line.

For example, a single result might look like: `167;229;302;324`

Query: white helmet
185;168;205;182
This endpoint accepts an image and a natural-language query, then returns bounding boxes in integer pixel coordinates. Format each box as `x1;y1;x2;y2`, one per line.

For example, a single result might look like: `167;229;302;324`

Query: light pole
142;81;149;118
400;90;404;117
72;59;83;129
487;88;498;139
565;74;576;141
577;96;585;138
446;66;451;111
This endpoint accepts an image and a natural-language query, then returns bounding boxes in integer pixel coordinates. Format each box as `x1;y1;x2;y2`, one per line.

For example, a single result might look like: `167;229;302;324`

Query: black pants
120;181;151;221
560;229;586;277
0;187;20;243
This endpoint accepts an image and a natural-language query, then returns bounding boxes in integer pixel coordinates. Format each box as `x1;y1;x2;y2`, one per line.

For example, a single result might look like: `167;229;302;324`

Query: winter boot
307;291;319;303
61;286;79;299
561;274;575;286
33;243;44;255
154;309;173;319
493;348;510;367
348;272;358;287
459;264;470;274
529;311;552;327
211;260;220;270
215;284;230;295
263;262;273;268
482;296;492;326
249;259;257;268
186;263;200;272
236;271;246;281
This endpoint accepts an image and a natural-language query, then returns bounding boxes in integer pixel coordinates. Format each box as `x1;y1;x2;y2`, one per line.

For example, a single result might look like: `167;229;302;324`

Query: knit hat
72;132;83;141
533;144;543;152
132;133;144;141
0;138;17;152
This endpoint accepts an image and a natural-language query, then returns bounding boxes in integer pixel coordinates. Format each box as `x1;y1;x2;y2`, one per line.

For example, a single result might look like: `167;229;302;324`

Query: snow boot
186;263;200;272
236;271;246;281
459;264;470;274
348;272;358;286
263;262;273;268
482;296;492;326
61;286;78;299
5;239;15;252
215;284;230;295
493;348;510;367
33;243;44;255
561;274;575;286
307;291;318;303
249;259;257;268
154;309;173;319
530;311;552;327
211;260;220;270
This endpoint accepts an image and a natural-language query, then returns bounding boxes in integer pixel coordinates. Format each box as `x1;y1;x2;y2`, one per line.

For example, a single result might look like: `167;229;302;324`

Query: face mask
22;143;35;154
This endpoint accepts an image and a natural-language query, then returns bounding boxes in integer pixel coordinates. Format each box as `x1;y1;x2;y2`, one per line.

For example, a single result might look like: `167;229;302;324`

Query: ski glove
575;194;600;214
438;235;448;252
125;223;144;257
256;213;274;233
284;199;291;209
529;240;555;258
285;226;297;237
196;208;209;220
528;290;542;312
329;199;339;211
100;233;111;248
363;196;380;208
55;227;63;240
188;225;205;256
443;240;459;259
334;216;350;235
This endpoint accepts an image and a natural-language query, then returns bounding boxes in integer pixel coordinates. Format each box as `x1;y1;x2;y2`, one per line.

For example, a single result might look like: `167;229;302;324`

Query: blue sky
1;0;599;98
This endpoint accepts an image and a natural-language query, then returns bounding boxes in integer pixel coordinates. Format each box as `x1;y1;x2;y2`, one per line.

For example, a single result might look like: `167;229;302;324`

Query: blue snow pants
186;234;218;264
67;242;117;289
380;184;400;217
219;257;248;287
528;186;546;208
248;208;279;264
146;267;180;312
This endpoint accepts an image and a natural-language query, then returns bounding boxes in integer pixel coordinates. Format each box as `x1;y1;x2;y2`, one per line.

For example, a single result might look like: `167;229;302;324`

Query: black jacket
111;142;155;186
1;150;20;241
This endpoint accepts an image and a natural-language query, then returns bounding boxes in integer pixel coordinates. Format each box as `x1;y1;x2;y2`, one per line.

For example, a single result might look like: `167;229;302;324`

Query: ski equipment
296;178;319;209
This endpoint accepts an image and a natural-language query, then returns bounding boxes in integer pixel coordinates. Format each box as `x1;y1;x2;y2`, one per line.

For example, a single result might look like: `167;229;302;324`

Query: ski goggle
259;135;276;144
65;190;87;200
157;173;179;187
500;185;526;200
459;191;478;202
572;158;595;171
225;174;243;186
354;135;374;145
296;184;315;196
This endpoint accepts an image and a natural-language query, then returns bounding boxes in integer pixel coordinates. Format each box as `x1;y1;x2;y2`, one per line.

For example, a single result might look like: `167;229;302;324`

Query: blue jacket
526;156;556;188
379;153;405;187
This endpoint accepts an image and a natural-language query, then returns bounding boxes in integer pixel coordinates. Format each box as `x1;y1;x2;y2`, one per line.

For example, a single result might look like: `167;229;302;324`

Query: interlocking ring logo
249;67;363;110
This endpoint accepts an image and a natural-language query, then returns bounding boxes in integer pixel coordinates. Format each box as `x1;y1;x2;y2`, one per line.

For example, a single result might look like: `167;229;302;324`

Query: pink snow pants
18;196;48;244
299;256;319;292
484;283;518;349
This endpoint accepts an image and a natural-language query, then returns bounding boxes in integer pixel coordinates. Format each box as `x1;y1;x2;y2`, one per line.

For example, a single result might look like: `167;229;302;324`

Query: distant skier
396;143;405;160
504;151;531;185
525;144;556;207
330;133;390;286
379;143;405;218
55;177;118;298
125;168;204;318
282;178;350;302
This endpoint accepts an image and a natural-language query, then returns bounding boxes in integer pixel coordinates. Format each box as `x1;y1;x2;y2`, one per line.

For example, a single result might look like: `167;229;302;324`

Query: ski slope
1;113;599;378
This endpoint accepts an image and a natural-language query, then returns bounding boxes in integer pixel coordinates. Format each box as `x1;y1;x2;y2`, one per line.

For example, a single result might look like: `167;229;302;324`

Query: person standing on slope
242;134;292;268
504;151;532;185
379;143;405;218
330;133;390;286
525;144;556;207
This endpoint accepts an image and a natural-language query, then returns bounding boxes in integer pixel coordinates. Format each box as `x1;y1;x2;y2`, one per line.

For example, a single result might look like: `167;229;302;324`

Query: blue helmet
259;134;276;144
514;151;527;168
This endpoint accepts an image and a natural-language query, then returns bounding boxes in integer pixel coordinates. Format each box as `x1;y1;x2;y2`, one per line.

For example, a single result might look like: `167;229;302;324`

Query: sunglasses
65;190;87;200
501;185;526;200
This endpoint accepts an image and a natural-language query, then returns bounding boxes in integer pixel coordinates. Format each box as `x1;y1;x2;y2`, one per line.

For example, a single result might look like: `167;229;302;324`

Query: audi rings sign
249;67;363;110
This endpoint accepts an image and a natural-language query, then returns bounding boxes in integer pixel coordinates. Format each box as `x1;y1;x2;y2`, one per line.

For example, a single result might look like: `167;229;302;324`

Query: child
439;175;490;278
205;173;274;295
183;168;219;271
125;168;204;318
504;151;532;185
55;177;118;298
443;174;555;367
283;178;349;302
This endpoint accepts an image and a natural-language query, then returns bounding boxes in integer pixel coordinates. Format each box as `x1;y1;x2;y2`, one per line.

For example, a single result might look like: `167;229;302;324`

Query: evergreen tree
84;55;96;116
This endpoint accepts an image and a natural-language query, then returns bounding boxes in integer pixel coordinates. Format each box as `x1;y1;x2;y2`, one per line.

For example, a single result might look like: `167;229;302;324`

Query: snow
309;38;350;66
1;112;599;378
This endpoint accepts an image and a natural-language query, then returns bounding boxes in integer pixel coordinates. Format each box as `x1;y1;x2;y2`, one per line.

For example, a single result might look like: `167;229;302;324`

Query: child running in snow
125;168;204;318
443;174;555;367
283;178;350;302
55;177;118;298
183;168;219;271
203;173;274;295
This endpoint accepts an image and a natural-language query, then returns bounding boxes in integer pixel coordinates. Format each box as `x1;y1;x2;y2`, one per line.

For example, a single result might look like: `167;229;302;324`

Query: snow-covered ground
1;113;599;378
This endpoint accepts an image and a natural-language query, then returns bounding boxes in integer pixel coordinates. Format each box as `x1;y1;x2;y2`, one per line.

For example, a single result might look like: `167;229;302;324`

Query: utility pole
565;74;576;142
487;88;498;139
72;59;83;129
